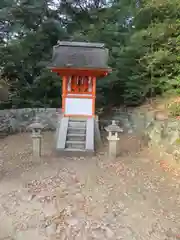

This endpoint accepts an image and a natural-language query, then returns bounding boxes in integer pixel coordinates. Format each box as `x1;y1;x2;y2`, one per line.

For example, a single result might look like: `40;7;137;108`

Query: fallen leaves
104;162;126;176
0;132;180;240
159;160;180;176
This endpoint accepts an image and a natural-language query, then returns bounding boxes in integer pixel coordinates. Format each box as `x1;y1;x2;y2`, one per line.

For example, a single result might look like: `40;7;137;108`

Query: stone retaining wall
145;118;180;162
0;108;62;137
105;108;180;161
0;107;179;161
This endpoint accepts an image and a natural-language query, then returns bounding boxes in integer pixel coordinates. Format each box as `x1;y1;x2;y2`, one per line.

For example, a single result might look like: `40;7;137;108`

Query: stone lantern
105;120;123;158
28;117;44;157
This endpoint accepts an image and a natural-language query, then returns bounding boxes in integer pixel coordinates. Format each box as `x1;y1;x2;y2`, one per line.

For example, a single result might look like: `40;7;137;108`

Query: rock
128;129;133;134
92;229;105;239
36;190;51;202
131;111;146;132
172;149;180;163
56;224;63;234
0;214;15;239
66;217;79;226
16;229;46;240
9;117;19;133
46;223;56;237
43;202;57;217
166;130;179;145
20;191;35;202
57;231;67;240
74;193;84;201
104;226;114;238
154;111;168;121
147;121;164;143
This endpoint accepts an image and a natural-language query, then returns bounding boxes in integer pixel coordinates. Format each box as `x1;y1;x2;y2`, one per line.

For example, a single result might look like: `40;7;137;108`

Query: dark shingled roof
48;41;110;69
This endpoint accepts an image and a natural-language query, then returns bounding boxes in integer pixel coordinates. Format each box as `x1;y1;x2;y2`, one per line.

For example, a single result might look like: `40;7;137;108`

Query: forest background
0;0;180;109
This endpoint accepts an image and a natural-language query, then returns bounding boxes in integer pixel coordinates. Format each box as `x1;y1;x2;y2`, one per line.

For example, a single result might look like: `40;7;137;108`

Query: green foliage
0;0;180;108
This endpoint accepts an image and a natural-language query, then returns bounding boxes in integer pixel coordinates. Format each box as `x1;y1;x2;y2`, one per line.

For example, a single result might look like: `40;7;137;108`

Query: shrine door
64;76;95;117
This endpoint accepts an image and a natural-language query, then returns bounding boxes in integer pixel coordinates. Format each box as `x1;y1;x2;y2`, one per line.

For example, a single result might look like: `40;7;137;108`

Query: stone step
69;117;88;121
69;119;87;123
68;121;86;128
65;140;85;150
66;133;86;141
64;148;86;152
59;148;95;157
67;127;86;134
66;140;85;145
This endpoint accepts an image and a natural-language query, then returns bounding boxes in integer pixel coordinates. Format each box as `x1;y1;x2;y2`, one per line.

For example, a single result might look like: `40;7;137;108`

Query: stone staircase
65;118;87;151
56;117;97;156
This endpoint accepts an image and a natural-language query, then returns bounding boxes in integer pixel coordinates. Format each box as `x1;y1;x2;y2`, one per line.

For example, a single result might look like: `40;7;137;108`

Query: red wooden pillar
92;76;96;117
62;76;67;114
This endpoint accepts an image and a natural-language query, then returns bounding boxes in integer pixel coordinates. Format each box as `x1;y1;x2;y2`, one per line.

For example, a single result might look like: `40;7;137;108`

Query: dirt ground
0;132;180;240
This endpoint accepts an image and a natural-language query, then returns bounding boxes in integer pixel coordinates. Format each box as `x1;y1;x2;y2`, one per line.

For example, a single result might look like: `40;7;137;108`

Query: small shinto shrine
48;41;111;155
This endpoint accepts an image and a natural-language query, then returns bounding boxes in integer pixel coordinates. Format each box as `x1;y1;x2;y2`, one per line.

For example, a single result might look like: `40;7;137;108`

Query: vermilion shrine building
48;41;111;155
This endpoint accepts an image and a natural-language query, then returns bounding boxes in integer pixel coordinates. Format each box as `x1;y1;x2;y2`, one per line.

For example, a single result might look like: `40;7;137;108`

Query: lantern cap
105;120;123;132
28;117;44;130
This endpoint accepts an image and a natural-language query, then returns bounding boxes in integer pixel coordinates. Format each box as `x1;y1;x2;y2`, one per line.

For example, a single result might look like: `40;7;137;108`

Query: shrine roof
47;41;110;70
54;41;105;48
